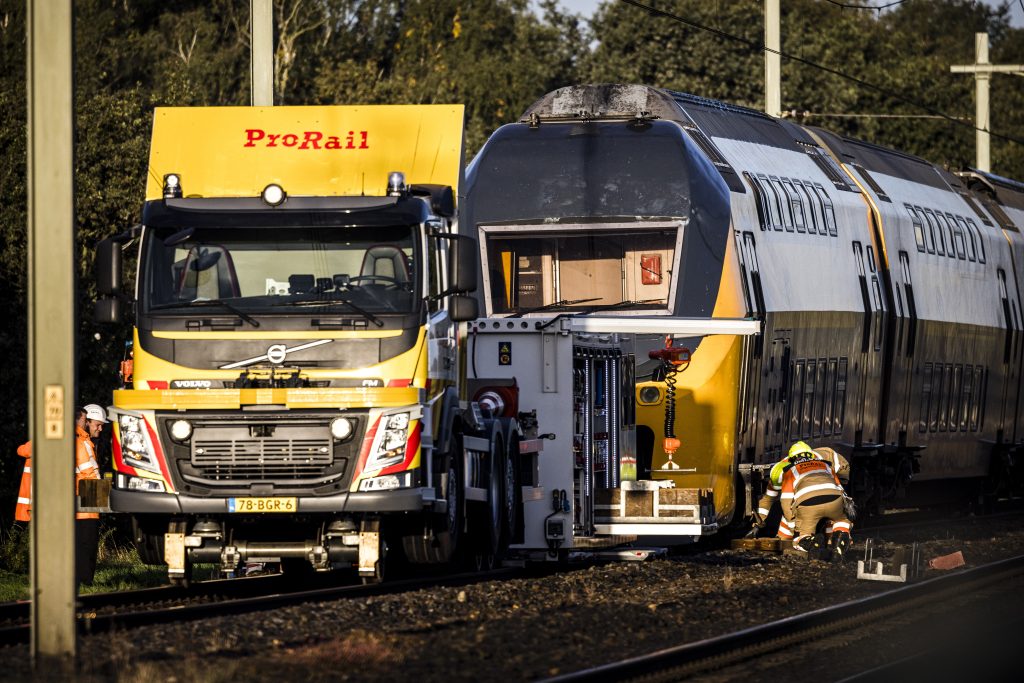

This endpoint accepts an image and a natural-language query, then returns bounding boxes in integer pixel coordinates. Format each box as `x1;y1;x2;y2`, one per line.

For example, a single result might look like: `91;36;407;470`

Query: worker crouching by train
754;441;853;562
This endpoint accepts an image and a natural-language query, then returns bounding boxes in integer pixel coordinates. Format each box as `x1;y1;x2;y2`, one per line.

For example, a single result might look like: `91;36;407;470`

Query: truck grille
189;424;337;482
192;438;333;479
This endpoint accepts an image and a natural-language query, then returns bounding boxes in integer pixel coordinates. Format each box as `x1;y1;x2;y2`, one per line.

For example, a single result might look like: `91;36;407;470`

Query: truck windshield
143;225;418;315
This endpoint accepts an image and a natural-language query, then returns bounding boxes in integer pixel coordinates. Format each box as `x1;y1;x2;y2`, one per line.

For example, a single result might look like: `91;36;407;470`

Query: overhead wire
617;0;1024;149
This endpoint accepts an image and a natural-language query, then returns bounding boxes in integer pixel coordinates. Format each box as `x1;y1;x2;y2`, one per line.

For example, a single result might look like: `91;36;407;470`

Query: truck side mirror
94;297;122;324
446;234;478;294
96;238;122;296
449;295;478;322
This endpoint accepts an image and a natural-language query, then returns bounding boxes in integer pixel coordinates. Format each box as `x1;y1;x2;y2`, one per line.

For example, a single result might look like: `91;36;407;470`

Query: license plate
227;497;297;513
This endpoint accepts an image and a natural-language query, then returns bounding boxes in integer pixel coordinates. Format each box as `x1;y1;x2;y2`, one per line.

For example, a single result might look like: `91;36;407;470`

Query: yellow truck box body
146;105;466;200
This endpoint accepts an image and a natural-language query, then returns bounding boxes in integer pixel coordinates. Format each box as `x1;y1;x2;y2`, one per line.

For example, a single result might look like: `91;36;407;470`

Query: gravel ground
4;514;1024;682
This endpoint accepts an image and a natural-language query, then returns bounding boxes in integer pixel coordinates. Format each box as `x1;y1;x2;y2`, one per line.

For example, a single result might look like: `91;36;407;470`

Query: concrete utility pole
765;0;781;118
950;32;1024;173
26;0;77;670
251;0;274;106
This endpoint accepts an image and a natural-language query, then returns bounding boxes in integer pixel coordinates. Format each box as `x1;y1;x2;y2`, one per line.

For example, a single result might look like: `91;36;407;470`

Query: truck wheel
131;516;166;565
401;434;465;564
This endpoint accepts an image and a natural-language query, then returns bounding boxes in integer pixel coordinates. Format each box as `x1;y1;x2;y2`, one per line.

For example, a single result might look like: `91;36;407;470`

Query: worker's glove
751;510;765;528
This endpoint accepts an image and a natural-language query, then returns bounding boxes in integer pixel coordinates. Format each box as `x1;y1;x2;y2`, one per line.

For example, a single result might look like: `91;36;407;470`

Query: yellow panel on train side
145;105;465;200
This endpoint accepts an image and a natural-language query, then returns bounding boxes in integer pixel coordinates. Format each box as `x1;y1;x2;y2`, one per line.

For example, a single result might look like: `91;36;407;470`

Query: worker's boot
830;531;852;564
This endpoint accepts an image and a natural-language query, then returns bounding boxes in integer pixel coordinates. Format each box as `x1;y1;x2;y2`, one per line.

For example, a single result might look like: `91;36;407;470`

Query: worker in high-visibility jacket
14;441;32;522
75;404;106;585
754;441;853;560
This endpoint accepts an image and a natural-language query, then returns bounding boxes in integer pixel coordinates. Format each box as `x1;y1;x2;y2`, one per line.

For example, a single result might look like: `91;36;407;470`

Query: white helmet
83;404;108;424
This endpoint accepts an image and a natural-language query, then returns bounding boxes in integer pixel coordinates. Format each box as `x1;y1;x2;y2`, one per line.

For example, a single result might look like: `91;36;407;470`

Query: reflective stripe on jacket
15;441;31;522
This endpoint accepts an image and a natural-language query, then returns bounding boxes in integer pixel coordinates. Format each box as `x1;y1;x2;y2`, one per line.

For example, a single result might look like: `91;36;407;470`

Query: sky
553;0;1024;28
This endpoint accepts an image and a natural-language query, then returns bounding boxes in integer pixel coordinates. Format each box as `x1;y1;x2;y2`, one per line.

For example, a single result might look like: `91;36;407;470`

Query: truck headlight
118;414;162;474
365;411;410;472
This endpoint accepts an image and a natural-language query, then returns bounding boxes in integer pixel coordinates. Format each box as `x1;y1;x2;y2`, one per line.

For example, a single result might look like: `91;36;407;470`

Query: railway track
541;553;1024;682
0;566;518;647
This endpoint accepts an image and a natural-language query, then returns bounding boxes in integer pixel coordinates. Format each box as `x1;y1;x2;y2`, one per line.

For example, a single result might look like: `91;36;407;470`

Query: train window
803;359;816;438
813;183;838;236
913;206;934;254
929;363;943;432
769;176;795;231
921;208;945;256
866;246;877;273
794;180;820;235
814;359;826;437
935;212;959;259
946;213;967;259
782;179;807;232
824;359;837;434
938;364;951;432
906;205;926;253
853;242;865;276
970;366;983;431
744;173;771;231
835;358;847;432
758;173;784;230
919;363;932;433
807;149;851;190
949;365;962;432
955;215;977;261
962;193;994;226
977;367;987;431
853;164;891;202
967;218;986;263
790;360;804;439
962;365;973;432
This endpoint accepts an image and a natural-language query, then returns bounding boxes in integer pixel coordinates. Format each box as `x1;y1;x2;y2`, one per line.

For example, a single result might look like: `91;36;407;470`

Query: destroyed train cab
94;105;488;583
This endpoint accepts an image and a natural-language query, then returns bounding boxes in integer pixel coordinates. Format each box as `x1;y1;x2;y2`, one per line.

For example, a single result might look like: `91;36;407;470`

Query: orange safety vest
75;426;101;520
15;441;32;522
779;458;844;507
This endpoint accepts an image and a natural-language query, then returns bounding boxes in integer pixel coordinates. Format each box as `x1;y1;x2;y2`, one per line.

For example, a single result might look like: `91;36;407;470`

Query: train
461;83;1024;527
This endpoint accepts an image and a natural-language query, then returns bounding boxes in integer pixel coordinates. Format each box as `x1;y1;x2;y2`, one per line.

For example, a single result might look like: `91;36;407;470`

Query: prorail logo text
244;128;369;149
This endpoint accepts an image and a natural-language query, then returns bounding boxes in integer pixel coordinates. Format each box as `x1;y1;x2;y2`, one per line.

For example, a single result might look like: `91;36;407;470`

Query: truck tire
131;516;166;566
402;432;464;565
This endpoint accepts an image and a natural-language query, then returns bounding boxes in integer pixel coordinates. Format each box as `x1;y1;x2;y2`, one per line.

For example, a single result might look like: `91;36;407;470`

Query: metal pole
26;0;77;670
251;0;274;106
764;0;781;118
975;33;990;173
951;32;1023;174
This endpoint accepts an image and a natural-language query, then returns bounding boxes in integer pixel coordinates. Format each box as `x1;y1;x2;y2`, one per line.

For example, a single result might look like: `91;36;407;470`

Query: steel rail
542;554;1024;682
0;567;518;646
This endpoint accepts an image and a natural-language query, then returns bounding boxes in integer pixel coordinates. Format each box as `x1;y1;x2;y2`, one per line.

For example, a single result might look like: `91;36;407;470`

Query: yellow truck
95;105;488;583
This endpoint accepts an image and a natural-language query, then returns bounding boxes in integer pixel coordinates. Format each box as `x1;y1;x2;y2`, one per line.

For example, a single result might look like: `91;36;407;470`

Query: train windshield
142;224;419;316
480;222;682;315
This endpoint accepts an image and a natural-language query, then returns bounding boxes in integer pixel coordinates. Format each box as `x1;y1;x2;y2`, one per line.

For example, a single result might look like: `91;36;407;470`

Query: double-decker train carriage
462;84;1024;528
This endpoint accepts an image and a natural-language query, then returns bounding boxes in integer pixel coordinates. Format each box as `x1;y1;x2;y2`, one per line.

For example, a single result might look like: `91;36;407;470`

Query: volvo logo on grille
266;344;287;364
219;339;333;369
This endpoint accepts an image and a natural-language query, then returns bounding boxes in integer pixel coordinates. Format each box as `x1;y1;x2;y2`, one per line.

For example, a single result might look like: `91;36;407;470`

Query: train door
895;251;919;440
996;269;1022;439
852;241;885;440
736;231;770;461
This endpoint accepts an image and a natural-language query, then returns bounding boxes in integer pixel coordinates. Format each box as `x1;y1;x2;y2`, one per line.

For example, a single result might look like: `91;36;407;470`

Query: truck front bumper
110;486;440;515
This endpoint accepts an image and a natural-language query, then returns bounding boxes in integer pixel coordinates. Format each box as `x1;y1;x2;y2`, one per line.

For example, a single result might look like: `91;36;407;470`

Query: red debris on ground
928;551;966;570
